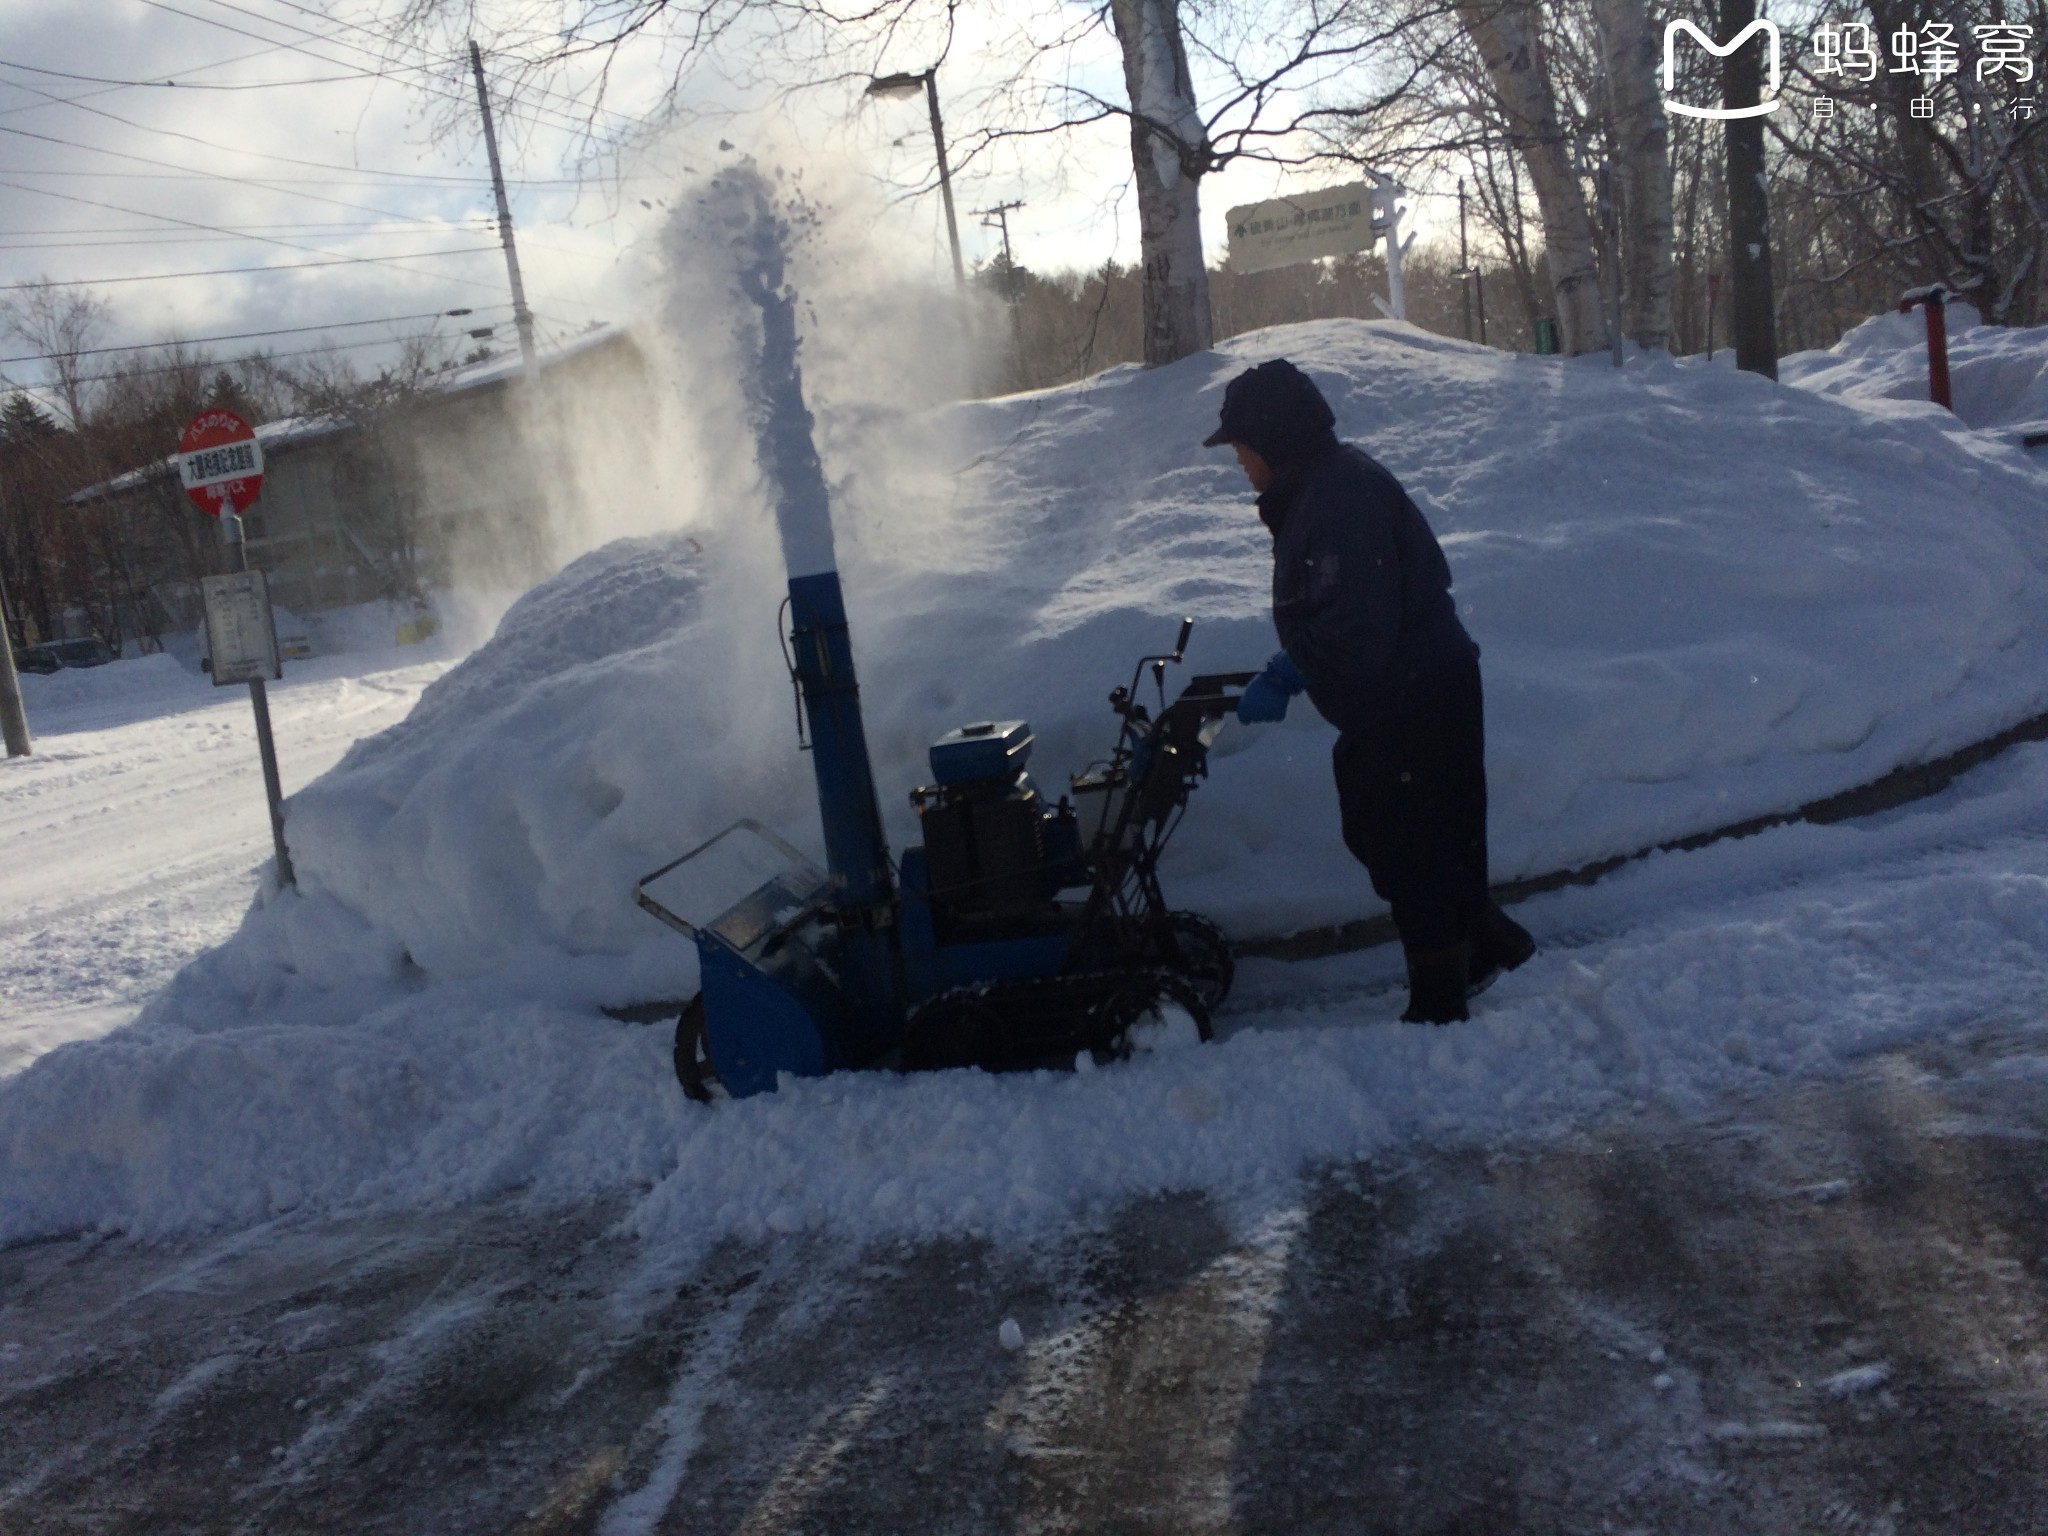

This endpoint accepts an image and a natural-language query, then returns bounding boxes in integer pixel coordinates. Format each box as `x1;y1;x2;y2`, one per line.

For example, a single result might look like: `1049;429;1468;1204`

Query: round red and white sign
178;409;264;518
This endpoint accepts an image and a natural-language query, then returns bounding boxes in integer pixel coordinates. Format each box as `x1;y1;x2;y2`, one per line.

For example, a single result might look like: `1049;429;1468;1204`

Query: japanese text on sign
201;570;281;687
1225;182;1379;275
180;441;259;486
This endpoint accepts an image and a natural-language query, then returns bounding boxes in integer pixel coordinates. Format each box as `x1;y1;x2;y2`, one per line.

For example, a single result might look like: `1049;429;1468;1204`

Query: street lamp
867;67;965;290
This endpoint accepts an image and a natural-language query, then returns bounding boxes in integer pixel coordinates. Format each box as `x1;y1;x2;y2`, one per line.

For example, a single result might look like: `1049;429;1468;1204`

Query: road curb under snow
1240;702;2048;962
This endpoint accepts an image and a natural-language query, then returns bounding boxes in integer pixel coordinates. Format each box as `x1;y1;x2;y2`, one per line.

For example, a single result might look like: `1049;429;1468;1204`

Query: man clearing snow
1208;359;1535;1023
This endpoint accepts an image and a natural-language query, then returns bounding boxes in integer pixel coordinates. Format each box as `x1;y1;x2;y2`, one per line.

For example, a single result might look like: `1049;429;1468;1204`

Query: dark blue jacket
1260;441;1478;734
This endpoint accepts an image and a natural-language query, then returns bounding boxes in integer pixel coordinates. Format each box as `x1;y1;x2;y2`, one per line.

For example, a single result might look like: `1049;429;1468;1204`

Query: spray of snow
703;162;840;579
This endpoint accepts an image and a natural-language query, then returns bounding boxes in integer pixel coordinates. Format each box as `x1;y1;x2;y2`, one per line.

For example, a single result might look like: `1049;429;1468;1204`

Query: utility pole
1720;0;1778;378
977;200;1026;385
976;200;1025;292
0;556;29;758
469;41;538;380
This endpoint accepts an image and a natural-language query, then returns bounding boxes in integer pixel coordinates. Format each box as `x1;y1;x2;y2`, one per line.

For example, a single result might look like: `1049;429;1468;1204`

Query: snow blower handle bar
1119;616;1197;713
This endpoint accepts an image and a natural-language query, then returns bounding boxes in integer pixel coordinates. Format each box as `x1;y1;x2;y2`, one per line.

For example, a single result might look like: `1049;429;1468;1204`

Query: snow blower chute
634;167;1251;1099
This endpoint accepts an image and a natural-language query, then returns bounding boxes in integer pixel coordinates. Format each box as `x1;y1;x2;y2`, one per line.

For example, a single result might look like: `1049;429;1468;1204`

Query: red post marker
1897;285;1954;411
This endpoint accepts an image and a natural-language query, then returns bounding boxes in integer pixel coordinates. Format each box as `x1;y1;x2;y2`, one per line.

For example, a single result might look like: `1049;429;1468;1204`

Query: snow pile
1781;301;2048;434
9;212;2048;1248
144;532;761;1020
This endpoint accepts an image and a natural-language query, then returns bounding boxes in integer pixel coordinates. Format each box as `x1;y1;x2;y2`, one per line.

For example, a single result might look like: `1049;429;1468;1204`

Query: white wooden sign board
1225;181;1378;275
201;570;281;686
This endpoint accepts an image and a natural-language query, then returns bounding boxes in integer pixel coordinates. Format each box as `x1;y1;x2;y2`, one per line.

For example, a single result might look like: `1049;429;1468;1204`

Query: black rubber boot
1401;942;1471;1025
1467;900;1536;999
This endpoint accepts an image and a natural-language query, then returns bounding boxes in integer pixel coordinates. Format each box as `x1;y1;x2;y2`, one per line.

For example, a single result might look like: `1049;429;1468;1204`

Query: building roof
66;323;627;507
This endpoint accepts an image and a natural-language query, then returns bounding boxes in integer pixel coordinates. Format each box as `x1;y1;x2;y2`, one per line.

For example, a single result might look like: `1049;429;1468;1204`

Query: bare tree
1;283;111;431
1110;0;1214;363
1762;0;2048;336
1455;0;1608;352
1592;0;1673;348
380;0;1462;367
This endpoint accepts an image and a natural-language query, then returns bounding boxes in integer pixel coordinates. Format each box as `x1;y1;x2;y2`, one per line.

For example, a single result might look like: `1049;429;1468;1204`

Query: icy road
0;652;453;1072
2;649;2047;1533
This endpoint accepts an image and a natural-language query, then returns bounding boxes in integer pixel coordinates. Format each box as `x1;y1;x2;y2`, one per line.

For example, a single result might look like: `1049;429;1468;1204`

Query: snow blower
633;170;1252;1099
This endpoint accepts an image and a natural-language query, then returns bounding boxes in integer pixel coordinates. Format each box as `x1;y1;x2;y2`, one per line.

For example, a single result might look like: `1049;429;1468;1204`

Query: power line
0;74;652;188
247;0;644;133
0;122;478;231
0;226;491;251
0;166;621;187
0;221;489;236
0;55;438;91
0;178;557;305
0;306;507;365
132;0;605;141
26;328;503;387
0;96;497;192
1;245;503;290
0;5;435;122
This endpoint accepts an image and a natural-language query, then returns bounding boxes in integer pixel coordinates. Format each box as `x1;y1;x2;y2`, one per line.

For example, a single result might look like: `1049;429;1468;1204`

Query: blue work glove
1236;651;1305;724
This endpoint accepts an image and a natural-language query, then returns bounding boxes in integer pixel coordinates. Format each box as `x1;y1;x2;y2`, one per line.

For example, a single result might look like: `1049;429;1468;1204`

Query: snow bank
151;316;2048;1005
1782;301;2048;434
10;296;2048;1249
14;652;192;710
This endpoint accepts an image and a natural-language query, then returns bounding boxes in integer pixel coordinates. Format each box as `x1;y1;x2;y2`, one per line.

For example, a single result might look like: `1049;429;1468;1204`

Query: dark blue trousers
1332;654;1491;957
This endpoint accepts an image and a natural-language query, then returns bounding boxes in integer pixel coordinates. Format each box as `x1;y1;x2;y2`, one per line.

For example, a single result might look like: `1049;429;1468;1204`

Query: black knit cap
1201;358;1337;466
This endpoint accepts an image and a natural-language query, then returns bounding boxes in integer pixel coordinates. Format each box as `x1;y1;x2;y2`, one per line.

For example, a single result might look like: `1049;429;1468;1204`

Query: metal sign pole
223;502;296;889
0;558;29;758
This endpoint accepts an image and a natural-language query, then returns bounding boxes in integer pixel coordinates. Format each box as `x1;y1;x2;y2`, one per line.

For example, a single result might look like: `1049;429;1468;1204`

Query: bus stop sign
178;409;264;517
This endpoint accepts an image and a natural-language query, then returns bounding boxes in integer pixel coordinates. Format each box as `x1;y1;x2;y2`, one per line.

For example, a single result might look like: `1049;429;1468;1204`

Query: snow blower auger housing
636;610;1255;1100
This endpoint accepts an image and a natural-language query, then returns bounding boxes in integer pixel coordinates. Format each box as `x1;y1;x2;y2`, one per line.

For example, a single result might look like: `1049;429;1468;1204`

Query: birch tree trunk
1108;0;1214;366
1593;0;1674;349
1458;0;1608;354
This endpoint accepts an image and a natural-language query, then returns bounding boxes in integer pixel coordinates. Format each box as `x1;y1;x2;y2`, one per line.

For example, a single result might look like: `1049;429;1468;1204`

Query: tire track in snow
593;1250;785;1536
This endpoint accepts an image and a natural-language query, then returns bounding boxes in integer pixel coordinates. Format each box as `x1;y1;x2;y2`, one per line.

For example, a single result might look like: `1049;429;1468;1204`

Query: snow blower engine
636;601;1255;1100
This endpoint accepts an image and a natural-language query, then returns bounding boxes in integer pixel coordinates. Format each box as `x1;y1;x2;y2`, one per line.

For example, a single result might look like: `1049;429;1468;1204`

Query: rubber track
1236;703;2048;963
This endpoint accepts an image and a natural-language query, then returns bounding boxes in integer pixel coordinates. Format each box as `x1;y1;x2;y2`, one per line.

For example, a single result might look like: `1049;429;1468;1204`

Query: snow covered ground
1782;299;2048;439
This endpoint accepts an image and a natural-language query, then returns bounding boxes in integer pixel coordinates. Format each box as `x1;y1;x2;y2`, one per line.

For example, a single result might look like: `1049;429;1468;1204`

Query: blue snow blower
636;594;1253;1099
632;165;1251;1099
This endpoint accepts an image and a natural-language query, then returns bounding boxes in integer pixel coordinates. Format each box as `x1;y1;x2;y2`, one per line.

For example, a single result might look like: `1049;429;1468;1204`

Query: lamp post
867;67;965;290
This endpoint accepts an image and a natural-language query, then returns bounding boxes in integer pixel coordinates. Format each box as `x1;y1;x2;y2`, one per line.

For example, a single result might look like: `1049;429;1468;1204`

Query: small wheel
673;996;716;1103
1095;969;1213;1062
1158;911;1234;1010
